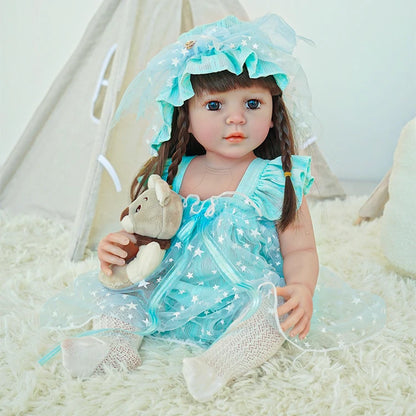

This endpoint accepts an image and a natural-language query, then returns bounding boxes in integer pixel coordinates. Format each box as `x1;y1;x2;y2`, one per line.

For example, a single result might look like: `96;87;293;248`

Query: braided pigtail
129;105;189;201
274;94;297;231
166;105;190;186
130;142;170;201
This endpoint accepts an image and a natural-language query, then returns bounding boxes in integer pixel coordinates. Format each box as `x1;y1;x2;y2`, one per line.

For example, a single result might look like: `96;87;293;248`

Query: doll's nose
226;110;246;125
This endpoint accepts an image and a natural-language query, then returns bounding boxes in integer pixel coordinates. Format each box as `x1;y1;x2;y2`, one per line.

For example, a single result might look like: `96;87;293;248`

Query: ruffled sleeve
240;156;313;221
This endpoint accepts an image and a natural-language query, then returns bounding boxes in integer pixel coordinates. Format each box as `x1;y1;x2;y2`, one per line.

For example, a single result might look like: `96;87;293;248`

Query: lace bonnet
112;14;314;152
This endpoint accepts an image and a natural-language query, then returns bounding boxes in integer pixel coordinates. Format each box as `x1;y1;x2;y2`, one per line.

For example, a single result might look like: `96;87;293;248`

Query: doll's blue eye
206;101;222;111
246;99;261;109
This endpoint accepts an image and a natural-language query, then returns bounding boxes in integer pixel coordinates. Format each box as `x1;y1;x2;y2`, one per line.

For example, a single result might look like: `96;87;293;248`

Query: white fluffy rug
1;196;415;416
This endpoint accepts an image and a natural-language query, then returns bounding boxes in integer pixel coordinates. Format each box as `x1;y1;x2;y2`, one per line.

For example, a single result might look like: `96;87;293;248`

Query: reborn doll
40;14;385;402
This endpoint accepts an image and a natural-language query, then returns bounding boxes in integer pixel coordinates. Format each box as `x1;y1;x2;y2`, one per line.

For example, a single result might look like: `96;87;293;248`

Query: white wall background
1;0;415;182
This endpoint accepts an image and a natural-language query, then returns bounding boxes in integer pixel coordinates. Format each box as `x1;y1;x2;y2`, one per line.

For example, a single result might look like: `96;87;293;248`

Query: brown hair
130;67;298;231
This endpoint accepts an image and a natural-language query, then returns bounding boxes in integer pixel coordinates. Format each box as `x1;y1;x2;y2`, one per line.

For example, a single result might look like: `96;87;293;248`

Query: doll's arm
97;231;137;276
276;197;319;339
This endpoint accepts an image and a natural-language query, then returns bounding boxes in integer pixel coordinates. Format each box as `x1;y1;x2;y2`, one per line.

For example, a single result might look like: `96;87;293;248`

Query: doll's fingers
101;252;126;266
280;307;304;332
105;233;131;246
110;255;126;266
277;297;298;316
104;230;137;245
275;286;292;300
102;243;128;259
119;230;138;243
299;321;311;340
289;314;310;338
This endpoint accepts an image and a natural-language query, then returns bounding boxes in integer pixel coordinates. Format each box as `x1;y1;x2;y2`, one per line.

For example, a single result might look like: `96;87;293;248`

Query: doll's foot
182;357;226;402
61;337;109;378
61;336;141;378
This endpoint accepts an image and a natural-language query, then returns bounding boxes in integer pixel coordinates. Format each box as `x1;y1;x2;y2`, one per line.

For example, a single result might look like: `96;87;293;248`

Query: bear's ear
148;174;161;190
120;206;129;222
155;179;171;206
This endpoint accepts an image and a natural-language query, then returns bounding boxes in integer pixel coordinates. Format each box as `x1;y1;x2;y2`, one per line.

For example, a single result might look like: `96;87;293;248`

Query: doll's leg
61;315;143;378
183;298;284;402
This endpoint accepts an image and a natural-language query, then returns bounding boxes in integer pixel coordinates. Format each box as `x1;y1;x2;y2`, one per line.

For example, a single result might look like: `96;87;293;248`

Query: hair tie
284;172;291;177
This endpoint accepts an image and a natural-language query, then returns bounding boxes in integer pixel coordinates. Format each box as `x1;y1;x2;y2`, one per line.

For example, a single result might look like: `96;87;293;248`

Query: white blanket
1;196;415;415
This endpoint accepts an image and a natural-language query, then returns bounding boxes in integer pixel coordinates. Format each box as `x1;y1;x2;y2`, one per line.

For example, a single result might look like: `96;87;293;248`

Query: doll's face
187;86;273;161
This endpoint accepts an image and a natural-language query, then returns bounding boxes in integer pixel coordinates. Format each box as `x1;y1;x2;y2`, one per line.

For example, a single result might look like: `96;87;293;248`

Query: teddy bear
99;174;183;289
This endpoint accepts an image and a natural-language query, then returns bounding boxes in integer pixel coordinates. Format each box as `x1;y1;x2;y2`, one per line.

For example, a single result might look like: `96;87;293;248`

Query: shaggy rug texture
1;196;415;416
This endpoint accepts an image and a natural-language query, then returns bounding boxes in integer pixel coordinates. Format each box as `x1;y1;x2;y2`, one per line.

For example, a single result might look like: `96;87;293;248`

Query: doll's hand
97;231;137;276
275;284;313;340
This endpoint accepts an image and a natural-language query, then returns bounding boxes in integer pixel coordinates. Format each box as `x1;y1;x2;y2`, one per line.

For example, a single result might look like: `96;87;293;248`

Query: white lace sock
183;299;284;401
61;315;143;378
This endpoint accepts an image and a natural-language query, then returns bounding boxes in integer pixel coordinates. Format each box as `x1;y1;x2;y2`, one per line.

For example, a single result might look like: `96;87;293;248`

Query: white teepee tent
0;0;344;261
356;115;415;224
355;170;391;224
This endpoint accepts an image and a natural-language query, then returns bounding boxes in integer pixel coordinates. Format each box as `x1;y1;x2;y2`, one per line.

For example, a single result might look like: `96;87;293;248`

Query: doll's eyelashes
246;99;261;109
206;101;222;111
205;99;260;111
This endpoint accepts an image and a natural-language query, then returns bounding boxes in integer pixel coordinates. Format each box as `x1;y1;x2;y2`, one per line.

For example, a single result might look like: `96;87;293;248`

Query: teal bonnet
112;14;313;152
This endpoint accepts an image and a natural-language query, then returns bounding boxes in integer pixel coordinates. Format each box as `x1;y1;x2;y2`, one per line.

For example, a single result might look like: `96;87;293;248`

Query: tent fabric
356;169;391;222
356;116;416;225
0;0;344;261
300;141;345;200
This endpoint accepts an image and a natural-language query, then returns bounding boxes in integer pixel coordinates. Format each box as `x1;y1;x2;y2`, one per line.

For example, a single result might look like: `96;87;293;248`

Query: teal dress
40;156;385;351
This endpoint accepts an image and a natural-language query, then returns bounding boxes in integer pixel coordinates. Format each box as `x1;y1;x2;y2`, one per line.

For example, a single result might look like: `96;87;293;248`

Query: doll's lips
225;133;246;142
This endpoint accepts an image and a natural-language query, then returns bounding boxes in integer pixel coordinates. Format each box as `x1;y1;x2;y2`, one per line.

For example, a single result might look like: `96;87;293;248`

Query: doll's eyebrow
196;92;222;101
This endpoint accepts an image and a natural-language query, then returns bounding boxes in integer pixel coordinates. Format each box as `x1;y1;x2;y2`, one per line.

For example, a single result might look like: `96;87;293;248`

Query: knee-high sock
61;315;143;377
183;298;284;402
